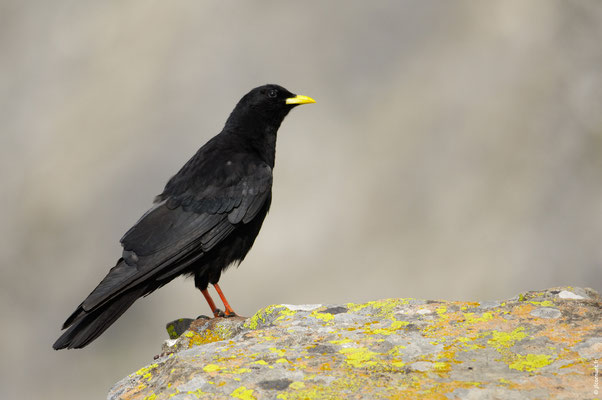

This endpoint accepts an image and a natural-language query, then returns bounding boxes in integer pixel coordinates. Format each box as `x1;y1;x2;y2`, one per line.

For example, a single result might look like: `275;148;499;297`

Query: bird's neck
224;110;281;168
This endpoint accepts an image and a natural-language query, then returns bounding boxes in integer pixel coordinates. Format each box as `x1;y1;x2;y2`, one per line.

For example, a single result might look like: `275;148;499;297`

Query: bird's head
229;84;315;127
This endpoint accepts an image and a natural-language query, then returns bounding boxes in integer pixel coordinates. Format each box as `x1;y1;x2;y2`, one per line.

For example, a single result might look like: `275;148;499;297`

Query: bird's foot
195;314;211;320
212;308;226;318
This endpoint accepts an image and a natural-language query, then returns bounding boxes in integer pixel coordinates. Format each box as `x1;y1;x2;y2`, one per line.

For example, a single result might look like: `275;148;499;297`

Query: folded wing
78;159;273;314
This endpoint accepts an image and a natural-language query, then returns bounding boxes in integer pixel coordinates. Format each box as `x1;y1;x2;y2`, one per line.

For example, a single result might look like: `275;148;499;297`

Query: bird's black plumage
53;84;314;349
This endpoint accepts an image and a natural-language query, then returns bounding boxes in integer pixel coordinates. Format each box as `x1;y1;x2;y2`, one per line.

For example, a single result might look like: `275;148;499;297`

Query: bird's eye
267;89;278;98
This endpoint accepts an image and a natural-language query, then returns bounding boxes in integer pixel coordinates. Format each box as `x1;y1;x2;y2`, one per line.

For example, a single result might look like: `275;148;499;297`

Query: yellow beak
285;94;316;105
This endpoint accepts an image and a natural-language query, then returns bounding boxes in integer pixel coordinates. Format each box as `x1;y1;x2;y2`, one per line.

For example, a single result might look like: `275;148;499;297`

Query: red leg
201;288;223;318
213;283;237;317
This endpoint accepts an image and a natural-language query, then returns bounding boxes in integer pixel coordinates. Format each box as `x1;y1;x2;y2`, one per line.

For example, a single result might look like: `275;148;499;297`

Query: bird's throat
225;114;281;167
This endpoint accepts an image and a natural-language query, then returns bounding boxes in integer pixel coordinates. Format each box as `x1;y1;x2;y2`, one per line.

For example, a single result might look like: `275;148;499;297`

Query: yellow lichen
365;319;409;336
166;324;179;339
328;338;353;345
388;345;407;357
231;386;256;400
433;362;450;372
508;354;554;372
202;364;223;373
339;347;379;368
134;363;159;381
311;311;335;323
269;347;286;356
244;305;279;330
463;312;493;324
370;328;396;335
391;320;409;329
346;298;402;318
183;322;239;348
290;381;306;390
528;300;555;307
275;306;298;322
487;328;527;350
186;388;209;398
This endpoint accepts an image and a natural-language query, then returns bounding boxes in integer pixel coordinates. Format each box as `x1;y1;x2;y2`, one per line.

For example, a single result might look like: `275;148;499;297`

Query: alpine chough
53;84;315;349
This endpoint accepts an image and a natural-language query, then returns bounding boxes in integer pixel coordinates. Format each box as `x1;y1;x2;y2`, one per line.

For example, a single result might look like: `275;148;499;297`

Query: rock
165;318;196;339
108;287;602;399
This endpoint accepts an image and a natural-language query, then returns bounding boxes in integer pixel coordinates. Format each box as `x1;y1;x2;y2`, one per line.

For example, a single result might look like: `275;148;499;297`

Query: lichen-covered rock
108;287;601;399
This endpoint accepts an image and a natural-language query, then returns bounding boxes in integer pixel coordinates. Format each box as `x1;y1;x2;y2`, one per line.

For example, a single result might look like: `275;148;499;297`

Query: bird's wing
81;161;272;312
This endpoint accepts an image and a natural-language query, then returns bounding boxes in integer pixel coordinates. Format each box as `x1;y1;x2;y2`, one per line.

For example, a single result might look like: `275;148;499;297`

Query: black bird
53;84;315;349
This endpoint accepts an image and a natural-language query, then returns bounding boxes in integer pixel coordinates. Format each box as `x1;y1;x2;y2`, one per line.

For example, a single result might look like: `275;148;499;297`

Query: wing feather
80;159;273;312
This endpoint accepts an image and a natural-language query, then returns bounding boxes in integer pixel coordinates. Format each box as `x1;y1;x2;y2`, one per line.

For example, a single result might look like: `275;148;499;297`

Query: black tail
53;284;148;350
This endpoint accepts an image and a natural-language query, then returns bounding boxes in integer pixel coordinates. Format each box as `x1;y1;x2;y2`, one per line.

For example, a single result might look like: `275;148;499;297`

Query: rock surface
108;287;602;399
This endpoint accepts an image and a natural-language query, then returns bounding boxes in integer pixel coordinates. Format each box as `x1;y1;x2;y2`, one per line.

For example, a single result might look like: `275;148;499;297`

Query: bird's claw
213;308;226;318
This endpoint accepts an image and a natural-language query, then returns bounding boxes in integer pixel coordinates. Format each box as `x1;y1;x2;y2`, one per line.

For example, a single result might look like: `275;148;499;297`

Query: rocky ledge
108;287;601;399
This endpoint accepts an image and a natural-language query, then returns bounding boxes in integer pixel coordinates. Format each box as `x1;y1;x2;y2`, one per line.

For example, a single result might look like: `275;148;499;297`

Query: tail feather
62;302;85;329
53;285;149;350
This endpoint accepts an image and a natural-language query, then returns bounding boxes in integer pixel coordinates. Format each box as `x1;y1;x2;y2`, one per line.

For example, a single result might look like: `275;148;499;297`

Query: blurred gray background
1;1;601;399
